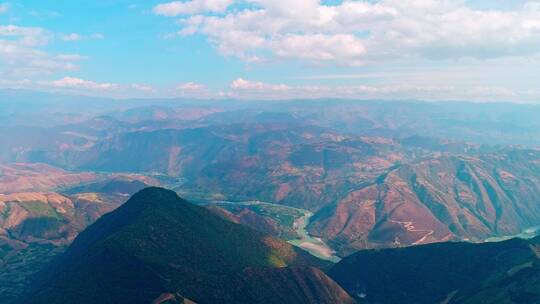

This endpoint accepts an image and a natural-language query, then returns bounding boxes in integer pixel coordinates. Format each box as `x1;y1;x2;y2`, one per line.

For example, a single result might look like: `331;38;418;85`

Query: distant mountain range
3;95;540;302
3;99;540;255
20;126;539;252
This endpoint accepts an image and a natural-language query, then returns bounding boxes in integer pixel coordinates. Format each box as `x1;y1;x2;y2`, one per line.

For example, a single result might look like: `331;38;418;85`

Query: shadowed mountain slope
328;237;540;304
21;187;354;304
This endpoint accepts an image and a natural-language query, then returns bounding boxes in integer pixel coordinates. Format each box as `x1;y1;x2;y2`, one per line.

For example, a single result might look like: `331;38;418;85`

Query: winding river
211;200;341;262
288;211;341;262
484;225;540;243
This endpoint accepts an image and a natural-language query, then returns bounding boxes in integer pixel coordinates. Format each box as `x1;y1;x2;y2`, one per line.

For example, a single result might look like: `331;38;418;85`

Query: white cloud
90;33;104;40
0;3;8;14
131;83;154;92
154;0;233;16
29;78;159;98
0;25;50;45
176;81;206;91
172;81;220;98
159;0;540;65
55;54;88;61
41;77;118;90
270;34;366;64
10;75;538;102
61;32;104;41
61;33;81;41
0;25;82;77
230;78;289;91
8;77;162;98
226;78;537;102
0;78;32;88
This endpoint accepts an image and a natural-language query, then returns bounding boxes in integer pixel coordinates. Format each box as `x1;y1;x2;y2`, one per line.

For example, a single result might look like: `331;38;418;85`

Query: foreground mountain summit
21;187;354;304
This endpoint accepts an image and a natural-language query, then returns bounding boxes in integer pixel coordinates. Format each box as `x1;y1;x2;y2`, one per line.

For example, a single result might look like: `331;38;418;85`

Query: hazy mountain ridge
3;103;540;254
28;123;540;253
36;125;435;209
3;98;540;303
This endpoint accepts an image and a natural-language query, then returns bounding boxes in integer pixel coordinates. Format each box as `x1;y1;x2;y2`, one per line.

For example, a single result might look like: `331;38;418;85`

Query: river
210;200;341;262
484;225;540;243
288;211;341;262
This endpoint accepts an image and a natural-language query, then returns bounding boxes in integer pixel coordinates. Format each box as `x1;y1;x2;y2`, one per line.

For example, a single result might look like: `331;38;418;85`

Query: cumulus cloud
61;32;104;41
154;0;233;16
27;78;164;98
230;78;289;91
0;25;50;45
270;34;366;64
0;25;82;77
157;0;540;65
172;81;221;98
41;77;118;90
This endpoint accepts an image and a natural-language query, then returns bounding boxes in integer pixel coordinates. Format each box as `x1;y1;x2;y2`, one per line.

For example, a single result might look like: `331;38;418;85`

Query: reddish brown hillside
0;163;97;194
310;151;540;255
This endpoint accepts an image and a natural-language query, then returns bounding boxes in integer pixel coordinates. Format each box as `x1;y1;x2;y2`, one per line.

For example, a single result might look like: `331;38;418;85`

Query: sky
1;0;540;101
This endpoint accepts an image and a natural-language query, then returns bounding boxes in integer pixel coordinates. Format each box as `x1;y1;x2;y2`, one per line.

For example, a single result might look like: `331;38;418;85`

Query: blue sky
1;0;540;101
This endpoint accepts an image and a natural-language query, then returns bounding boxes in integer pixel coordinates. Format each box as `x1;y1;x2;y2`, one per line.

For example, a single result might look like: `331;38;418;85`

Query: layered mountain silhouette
47;127;540;251
329;236;540;304
6;113;540;254
21;187;354;304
